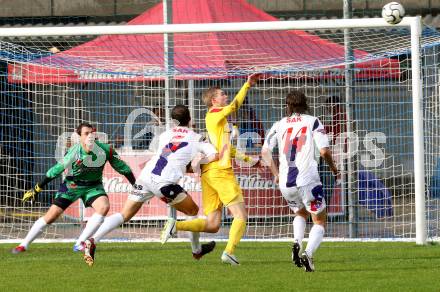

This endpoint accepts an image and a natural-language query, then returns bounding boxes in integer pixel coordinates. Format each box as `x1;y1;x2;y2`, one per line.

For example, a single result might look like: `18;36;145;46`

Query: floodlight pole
343;0;358;238
411;16;427;245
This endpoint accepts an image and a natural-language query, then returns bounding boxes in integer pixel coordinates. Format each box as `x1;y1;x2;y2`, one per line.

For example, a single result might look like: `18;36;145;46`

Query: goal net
0;3;439;243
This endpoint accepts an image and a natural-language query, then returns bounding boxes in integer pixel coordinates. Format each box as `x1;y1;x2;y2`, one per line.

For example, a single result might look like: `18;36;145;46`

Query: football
382;2;405;25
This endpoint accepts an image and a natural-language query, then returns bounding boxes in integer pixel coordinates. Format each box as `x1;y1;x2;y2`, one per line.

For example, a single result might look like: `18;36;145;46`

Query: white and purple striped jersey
140;126;217;187
263;114;329;188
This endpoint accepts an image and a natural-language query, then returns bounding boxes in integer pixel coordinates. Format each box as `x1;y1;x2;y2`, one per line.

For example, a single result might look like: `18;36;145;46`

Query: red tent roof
8;0;400;83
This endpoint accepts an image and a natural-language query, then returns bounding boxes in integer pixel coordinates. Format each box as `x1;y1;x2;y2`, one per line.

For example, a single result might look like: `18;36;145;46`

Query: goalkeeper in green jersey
11;122;136;260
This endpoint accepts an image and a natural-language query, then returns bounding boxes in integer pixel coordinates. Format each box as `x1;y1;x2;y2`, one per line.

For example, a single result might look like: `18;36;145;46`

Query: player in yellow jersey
161;73;262;265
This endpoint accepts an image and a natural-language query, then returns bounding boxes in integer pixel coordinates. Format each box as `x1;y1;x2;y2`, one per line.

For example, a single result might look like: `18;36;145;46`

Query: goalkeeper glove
22;184;42;203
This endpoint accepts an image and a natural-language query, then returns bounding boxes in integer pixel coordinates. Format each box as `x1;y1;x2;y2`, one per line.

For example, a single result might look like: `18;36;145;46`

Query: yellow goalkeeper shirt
202;82;251;172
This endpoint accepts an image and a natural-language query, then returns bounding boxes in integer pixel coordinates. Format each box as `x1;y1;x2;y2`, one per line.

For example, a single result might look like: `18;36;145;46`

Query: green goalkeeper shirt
46;141;133;184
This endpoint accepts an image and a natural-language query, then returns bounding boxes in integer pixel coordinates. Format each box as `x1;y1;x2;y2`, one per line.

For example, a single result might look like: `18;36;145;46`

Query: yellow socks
176;218;207;232
225;218;246;255
175;217;247;255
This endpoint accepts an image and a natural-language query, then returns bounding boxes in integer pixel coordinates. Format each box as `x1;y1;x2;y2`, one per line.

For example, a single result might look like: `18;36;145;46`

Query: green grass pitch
1;242;439;291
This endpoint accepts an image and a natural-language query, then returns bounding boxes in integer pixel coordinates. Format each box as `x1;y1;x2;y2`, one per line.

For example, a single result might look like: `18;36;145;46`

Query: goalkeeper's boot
83;238;96;267
221;251;240;265
11;246;26;254
301;251;315;272
292;240;303;268
160;218;176;244
193;241;216;260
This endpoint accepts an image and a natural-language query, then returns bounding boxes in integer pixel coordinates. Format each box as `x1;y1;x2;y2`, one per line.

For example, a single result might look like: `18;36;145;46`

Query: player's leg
73;189;109;266
161;184;210;238
292;209;307;268
293;209;307;244
165;207;222;240
185;217;216;260
208;169;246;265
171;196;211;233
171;192;218;259
280;186;306;267
81;182;152;266
167;194;203;255
301;183;327;272
92;182;154;243
171;193;199;216
284;187;308;267
185;215;201;254
160;182;220;261
74;193;110;249
93;198;144;242
84;176;154;260
12;204;65;253
182;208;219;259
221;201;246;265
164;176;222;237
161;198;219;259
12;184;75;253
204;208;222;232
197;170;224;233
73;185;108;248
168;208;222;234
304;210;326;257
81;197;146;267
161;213;219;260
300;210;326;272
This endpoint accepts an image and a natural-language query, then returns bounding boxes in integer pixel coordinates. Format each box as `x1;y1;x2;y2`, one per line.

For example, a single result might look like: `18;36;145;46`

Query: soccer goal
0;13;438;245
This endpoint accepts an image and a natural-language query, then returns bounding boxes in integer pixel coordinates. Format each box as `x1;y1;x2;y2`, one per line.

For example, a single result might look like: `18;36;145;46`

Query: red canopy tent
8;0;399;83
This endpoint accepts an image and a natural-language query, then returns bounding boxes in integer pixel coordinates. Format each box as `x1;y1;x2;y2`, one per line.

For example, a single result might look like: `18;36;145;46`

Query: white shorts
279;182;326;215
128;175;187;206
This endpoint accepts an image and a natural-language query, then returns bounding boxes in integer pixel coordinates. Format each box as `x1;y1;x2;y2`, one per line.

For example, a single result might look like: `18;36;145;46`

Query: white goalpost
0;16;435;245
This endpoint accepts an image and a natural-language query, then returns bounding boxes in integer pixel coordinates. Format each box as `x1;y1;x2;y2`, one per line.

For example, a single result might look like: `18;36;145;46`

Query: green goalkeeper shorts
53;181;107;210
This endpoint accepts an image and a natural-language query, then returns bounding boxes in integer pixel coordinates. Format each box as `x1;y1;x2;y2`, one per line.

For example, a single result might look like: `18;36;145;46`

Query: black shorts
159;184;186;200
53;193;108;210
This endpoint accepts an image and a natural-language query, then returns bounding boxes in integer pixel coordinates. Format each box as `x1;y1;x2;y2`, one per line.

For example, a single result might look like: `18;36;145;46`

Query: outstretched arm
22;168;62;203
108;147;136;185
23;149;76;202
221;73;262;117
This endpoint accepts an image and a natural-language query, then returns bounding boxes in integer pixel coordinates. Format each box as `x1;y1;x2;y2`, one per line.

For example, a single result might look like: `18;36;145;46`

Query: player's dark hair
171;105;191;126
286;90;309;115
76;122;94;135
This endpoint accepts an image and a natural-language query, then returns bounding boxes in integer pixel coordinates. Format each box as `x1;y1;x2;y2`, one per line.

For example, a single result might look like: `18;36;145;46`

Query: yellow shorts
201;168;243;215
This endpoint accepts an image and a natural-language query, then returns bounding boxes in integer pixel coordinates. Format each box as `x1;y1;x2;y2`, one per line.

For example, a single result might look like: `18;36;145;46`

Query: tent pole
163;0;177;220
343;0;358;238
163;0;174;129
188;80;195;126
